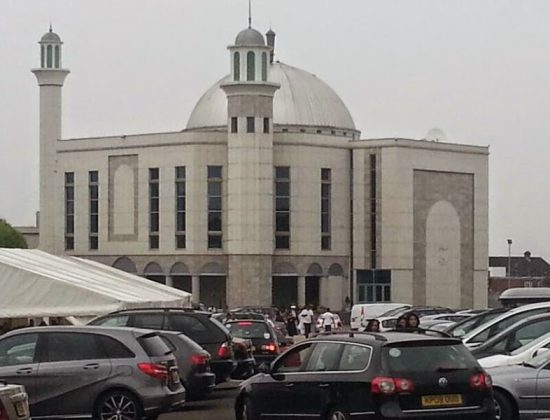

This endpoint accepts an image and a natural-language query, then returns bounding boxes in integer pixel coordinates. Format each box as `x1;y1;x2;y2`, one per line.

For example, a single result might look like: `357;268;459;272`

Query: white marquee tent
0;249;191;319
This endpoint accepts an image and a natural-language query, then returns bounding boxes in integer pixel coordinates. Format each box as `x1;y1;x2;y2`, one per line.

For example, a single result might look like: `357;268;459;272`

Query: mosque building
31;22;489;310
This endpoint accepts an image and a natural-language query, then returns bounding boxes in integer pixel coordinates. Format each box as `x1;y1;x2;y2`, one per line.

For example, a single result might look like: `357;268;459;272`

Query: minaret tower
221;20;280;306
32;26;70;252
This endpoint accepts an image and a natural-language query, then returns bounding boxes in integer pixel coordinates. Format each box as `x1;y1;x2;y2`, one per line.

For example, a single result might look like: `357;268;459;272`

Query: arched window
261;52;267;81
247;51;255;81
233;52;240;81
41;46;45;68
54;45;60;68
46;45;53;68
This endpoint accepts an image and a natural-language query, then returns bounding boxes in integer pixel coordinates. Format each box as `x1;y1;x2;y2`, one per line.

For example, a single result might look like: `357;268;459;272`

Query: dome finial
49;22;52;32
248;0;252;28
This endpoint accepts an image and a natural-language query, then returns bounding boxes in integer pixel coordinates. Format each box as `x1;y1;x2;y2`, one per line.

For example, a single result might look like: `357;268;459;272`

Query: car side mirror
258;362;271;374
534;348;550;358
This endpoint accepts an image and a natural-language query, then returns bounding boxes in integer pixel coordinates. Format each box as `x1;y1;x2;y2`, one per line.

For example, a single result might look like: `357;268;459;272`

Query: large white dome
186;62;356;131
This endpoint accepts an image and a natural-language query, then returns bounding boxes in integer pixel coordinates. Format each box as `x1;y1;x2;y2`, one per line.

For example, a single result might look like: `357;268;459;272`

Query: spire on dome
248;0;252;28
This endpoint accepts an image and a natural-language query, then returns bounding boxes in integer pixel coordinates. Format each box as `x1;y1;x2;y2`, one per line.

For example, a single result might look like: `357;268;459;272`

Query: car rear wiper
435;367;469;372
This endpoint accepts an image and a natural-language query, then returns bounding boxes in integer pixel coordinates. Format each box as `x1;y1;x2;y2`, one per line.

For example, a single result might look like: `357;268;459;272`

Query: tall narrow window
175;166;186;249
275;166;290;249
46;45;53;68
231;117;238;133
149;168;160;249
321;168;331;250
41;45;45;68
207;166;222;249
89;171;99;250
263;117;270;134
247;117;255;133
247;51;255;81
64;172;74;250
54;45;60;68
370;154;377;268
233;51;240;81
261;52;268;81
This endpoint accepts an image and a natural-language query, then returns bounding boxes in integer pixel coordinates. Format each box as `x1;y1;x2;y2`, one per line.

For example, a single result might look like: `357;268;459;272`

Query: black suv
89;309;236;383
235;331;495;419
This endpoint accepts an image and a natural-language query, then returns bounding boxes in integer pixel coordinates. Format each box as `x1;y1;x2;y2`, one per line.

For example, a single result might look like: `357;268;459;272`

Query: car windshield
511;332;550;355
380;306;410;317
447;311;504;338
226;322;272;339
385;343;477;374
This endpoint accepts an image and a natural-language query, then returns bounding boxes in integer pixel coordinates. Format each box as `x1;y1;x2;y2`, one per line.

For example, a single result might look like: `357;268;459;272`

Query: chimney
266;29;275;63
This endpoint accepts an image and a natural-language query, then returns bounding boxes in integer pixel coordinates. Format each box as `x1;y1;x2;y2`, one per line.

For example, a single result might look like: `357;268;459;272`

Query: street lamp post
506;239;512;289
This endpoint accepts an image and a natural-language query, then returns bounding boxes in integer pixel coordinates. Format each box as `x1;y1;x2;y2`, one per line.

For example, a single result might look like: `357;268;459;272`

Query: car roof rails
316;330;387;342
387;327;452;338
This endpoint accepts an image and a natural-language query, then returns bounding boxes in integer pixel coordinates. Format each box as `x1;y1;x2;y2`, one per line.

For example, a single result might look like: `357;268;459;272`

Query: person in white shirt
299;305;315;338
320;308;336;332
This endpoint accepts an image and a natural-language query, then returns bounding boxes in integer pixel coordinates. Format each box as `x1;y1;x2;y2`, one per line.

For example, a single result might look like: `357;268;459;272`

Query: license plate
421;394;463;407
15;401;27;417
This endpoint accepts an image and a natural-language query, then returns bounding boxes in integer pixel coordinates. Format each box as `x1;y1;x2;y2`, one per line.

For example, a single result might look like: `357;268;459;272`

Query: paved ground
161;381;240;420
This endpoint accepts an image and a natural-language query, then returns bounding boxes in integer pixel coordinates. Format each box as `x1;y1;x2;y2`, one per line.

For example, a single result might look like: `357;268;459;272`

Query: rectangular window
356;269;391;303
149;168;160;249
175;166;186;249
321;168;331;250
89;170;99;250
369;154;377;268
207;165;223;249
275;166;290;249
231;117;238;133
64;172;74;250
246;117;255;133
263;117;270;133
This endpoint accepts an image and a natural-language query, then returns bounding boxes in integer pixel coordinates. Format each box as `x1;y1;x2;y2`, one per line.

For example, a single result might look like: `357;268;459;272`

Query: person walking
299;305;314;338
320;308;336;333
286;305;298;336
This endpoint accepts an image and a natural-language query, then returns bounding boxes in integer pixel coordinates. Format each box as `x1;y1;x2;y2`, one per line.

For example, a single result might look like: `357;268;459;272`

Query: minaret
221;25;279;306
32;27;70;252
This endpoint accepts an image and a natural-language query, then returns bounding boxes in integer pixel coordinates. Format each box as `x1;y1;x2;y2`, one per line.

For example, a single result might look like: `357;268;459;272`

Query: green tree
0;219;28;248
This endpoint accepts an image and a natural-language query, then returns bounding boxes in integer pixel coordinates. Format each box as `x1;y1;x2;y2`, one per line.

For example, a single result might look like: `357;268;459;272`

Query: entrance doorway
199;276;226;309
272;276;297;309
305;276;320;308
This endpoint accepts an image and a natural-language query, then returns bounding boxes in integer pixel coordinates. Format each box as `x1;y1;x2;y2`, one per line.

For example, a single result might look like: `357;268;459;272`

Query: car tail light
218;342;232;359
190;354;210;366
238;321;253;326
261;342;279;353
470;372;492;390
371;376;414;395
138;362;168;380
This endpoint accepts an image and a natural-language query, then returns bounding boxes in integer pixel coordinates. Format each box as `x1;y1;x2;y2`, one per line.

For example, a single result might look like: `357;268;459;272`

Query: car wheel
327;407;349;420
94;390;142;420
494;390;515;420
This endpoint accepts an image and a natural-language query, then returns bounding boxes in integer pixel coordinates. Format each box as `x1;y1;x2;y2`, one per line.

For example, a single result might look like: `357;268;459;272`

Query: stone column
298;276;306;306
192;275;200;304
165;275;174;288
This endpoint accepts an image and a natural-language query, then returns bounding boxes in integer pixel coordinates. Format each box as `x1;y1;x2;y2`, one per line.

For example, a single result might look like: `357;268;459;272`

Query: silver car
489;350;550;419
0;326;185;419
0;382;29;420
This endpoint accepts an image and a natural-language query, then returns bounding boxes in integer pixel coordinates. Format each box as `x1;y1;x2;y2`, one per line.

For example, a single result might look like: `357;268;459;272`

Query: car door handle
16;368;32;375
285;383;295;388
319;383;330;388
83;363;99;370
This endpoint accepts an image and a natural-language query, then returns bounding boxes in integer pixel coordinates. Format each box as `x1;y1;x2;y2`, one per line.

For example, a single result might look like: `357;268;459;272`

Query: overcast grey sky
1;0;549;258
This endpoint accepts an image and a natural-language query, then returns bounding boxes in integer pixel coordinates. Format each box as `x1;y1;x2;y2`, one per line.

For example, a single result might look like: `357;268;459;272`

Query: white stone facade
32;26;489;310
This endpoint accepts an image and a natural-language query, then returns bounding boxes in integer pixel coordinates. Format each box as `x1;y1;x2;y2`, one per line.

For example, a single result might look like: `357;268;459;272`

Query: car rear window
97;335;135;359
226;322;271;339
384;342;477;374
137;334;172;357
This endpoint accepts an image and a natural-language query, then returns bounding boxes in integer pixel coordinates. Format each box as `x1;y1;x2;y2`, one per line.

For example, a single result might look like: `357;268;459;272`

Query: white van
350;303;410;330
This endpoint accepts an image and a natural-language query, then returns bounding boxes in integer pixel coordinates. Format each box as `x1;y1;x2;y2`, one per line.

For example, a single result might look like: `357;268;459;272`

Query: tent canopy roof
0;249;191;318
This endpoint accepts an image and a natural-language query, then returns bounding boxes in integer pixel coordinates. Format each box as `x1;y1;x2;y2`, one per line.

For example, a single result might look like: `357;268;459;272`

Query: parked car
232;307;288;337
420;313;474;329
315;313;343;332
479;331;550;369
0;326;185;419
235;331;495;419
446;307;508;338
471;313;550;359
0;381;29;420
489;350;550;420
157;331;215;399
350;303;410;330
89;308;237;383
461;302;550;349
225;320;280;366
